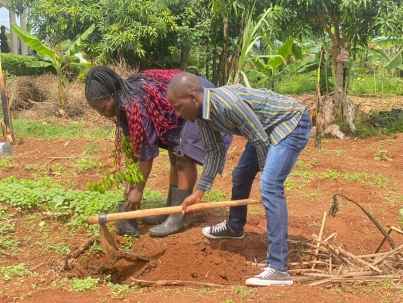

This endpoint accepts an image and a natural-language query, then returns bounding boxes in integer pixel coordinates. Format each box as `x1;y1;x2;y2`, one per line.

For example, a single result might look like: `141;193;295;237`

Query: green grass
275;73;316;94
347;74;403;95
11;118;114;139
257;69;403;96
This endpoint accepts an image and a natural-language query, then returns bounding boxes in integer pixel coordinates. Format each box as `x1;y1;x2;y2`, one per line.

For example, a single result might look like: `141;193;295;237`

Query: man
166;72;311;286
0;26;10;53
85;67;233;237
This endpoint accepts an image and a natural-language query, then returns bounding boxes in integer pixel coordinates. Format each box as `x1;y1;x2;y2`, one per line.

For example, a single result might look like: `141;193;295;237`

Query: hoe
87;199;261;260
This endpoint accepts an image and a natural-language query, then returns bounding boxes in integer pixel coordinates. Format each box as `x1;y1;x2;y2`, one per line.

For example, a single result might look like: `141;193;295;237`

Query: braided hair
85;66;181;158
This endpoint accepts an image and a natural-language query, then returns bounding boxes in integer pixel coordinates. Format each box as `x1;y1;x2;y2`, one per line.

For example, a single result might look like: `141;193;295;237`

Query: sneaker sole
202;229;245;239
245;278;293;286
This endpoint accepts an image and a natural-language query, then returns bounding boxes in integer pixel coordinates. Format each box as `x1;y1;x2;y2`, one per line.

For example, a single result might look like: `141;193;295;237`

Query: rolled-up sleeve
195;119;226;191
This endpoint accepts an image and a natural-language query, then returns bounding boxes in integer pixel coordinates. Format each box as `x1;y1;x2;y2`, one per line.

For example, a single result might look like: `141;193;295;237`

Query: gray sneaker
246;266;293;286
202;220;245;239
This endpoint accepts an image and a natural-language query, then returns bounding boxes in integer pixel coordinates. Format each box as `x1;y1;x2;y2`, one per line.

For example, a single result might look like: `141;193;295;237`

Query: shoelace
256;266;276;278
211;221;228;233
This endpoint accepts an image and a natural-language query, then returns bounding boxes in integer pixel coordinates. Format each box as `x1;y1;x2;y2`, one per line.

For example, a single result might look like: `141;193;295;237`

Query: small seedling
374;150;392;161
0;263;31;281
70;277;99;292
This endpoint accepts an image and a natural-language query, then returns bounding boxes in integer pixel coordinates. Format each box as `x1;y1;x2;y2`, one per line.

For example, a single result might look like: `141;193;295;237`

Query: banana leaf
10;23;56;59
385;48;403;70
65;24;96;57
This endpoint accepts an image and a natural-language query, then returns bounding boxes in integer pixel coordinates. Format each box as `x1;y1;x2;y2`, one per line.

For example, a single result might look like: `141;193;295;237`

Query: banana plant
244;37;300;90
229;7;270;87
369;38;403;71
10;23;95;109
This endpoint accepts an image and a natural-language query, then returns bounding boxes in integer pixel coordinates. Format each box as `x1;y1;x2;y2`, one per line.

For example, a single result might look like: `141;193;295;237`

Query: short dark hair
167;72;203;99
1;26;5;30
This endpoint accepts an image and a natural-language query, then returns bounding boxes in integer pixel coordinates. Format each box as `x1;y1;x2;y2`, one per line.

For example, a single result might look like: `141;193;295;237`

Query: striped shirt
196;84;305;191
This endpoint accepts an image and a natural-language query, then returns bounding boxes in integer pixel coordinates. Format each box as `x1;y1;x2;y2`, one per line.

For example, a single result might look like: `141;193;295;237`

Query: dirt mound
8;76;49;110
8;74;91;119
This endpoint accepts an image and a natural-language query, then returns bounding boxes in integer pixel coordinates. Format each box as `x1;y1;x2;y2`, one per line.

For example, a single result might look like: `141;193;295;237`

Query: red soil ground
1;132;403;302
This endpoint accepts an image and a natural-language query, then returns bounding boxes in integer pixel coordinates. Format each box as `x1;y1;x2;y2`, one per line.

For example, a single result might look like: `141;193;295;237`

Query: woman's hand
125;187;143;211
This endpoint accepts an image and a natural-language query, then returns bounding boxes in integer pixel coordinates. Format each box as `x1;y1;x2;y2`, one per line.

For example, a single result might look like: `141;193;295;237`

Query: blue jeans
228;111;311;272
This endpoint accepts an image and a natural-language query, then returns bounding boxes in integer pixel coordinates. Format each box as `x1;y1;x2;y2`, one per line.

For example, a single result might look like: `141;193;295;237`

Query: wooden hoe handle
87;199;261;224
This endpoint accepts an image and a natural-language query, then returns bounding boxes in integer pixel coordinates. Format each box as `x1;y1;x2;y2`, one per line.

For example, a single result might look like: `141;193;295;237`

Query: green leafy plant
0;156;14;168
321;169;339;180
0;176;122;229
70;277;99;292
374;150;392;161
39;197;71;220
0;263;31;281
86;136;144;193
10;23;95;109
73;158;98;172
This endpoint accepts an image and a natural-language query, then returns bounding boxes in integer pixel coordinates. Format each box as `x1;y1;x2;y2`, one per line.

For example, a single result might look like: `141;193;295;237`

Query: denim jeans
228;111;311;272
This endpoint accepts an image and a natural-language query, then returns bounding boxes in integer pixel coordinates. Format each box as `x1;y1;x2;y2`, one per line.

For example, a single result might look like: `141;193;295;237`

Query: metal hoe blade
98;214;119;259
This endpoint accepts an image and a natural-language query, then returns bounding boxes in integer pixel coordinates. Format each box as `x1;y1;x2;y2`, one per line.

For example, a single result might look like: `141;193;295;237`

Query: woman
85;66;232;237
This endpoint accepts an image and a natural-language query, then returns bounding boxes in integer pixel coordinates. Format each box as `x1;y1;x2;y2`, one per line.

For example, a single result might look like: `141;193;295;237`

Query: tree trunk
58;74;65;108
212;49;219;86
222;17;229;85
0;74;15;144
333;46;350;122
180;46;190;71
230;17;246;84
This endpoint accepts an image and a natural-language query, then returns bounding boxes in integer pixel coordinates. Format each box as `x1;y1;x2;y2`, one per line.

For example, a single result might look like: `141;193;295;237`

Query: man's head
167;72;204;122
1;26;5;33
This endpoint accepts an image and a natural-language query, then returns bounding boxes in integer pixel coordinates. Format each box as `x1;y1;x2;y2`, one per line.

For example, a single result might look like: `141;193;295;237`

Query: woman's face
89;94;116;118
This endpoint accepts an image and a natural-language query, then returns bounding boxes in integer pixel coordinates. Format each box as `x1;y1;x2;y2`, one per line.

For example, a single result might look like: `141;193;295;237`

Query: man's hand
181;188;205;214
124;185;143;211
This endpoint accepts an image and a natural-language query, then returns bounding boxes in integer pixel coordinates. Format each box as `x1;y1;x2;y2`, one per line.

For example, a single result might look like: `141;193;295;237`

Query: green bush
1;53;80;80
1;53;54;77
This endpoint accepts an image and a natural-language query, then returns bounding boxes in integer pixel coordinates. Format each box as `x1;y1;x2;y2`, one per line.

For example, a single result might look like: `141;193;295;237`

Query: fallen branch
42;156;78;167
131;278;228;288
67;235;98;259
330;194;396;250
0;249;12;256
372;243;403;266
323;242;382;273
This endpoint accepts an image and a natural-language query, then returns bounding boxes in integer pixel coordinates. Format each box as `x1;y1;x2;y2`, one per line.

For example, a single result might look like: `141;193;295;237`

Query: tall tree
276;0;403;123
27;0;177;64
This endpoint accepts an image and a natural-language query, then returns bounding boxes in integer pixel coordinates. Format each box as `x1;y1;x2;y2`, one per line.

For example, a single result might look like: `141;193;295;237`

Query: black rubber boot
148;188;191;237
115;201;140;237
142;184;175;225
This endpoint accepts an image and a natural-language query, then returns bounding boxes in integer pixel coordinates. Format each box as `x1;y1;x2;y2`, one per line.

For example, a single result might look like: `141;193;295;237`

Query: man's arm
195;119;226;192
180;120;225;213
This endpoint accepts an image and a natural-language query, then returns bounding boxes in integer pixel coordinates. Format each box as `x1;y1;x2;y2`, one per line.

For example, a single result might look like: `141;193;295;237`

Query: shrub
1;53;80;80
1;53;54;77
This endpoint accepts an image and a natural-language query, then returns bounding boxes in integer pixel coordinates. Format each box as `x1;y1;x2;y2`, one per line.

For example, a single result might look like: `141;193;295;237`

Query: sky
0;7;20;30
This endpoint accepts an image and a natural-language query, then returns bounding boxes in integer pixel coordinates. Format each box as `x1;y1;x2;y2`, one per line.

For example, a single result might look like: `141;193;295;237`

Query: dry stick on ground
374;227;393;254
322;242;382;273
42;156;78;167
372;243;403;266
131;278;228;288
312;211;327;269
64;235;98;270
329;194;396;250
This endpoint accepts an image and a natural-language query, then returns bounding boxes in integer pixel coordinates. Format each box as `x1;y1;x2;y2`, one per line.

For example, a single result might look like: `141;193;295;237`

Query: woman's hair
85;66;181;157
